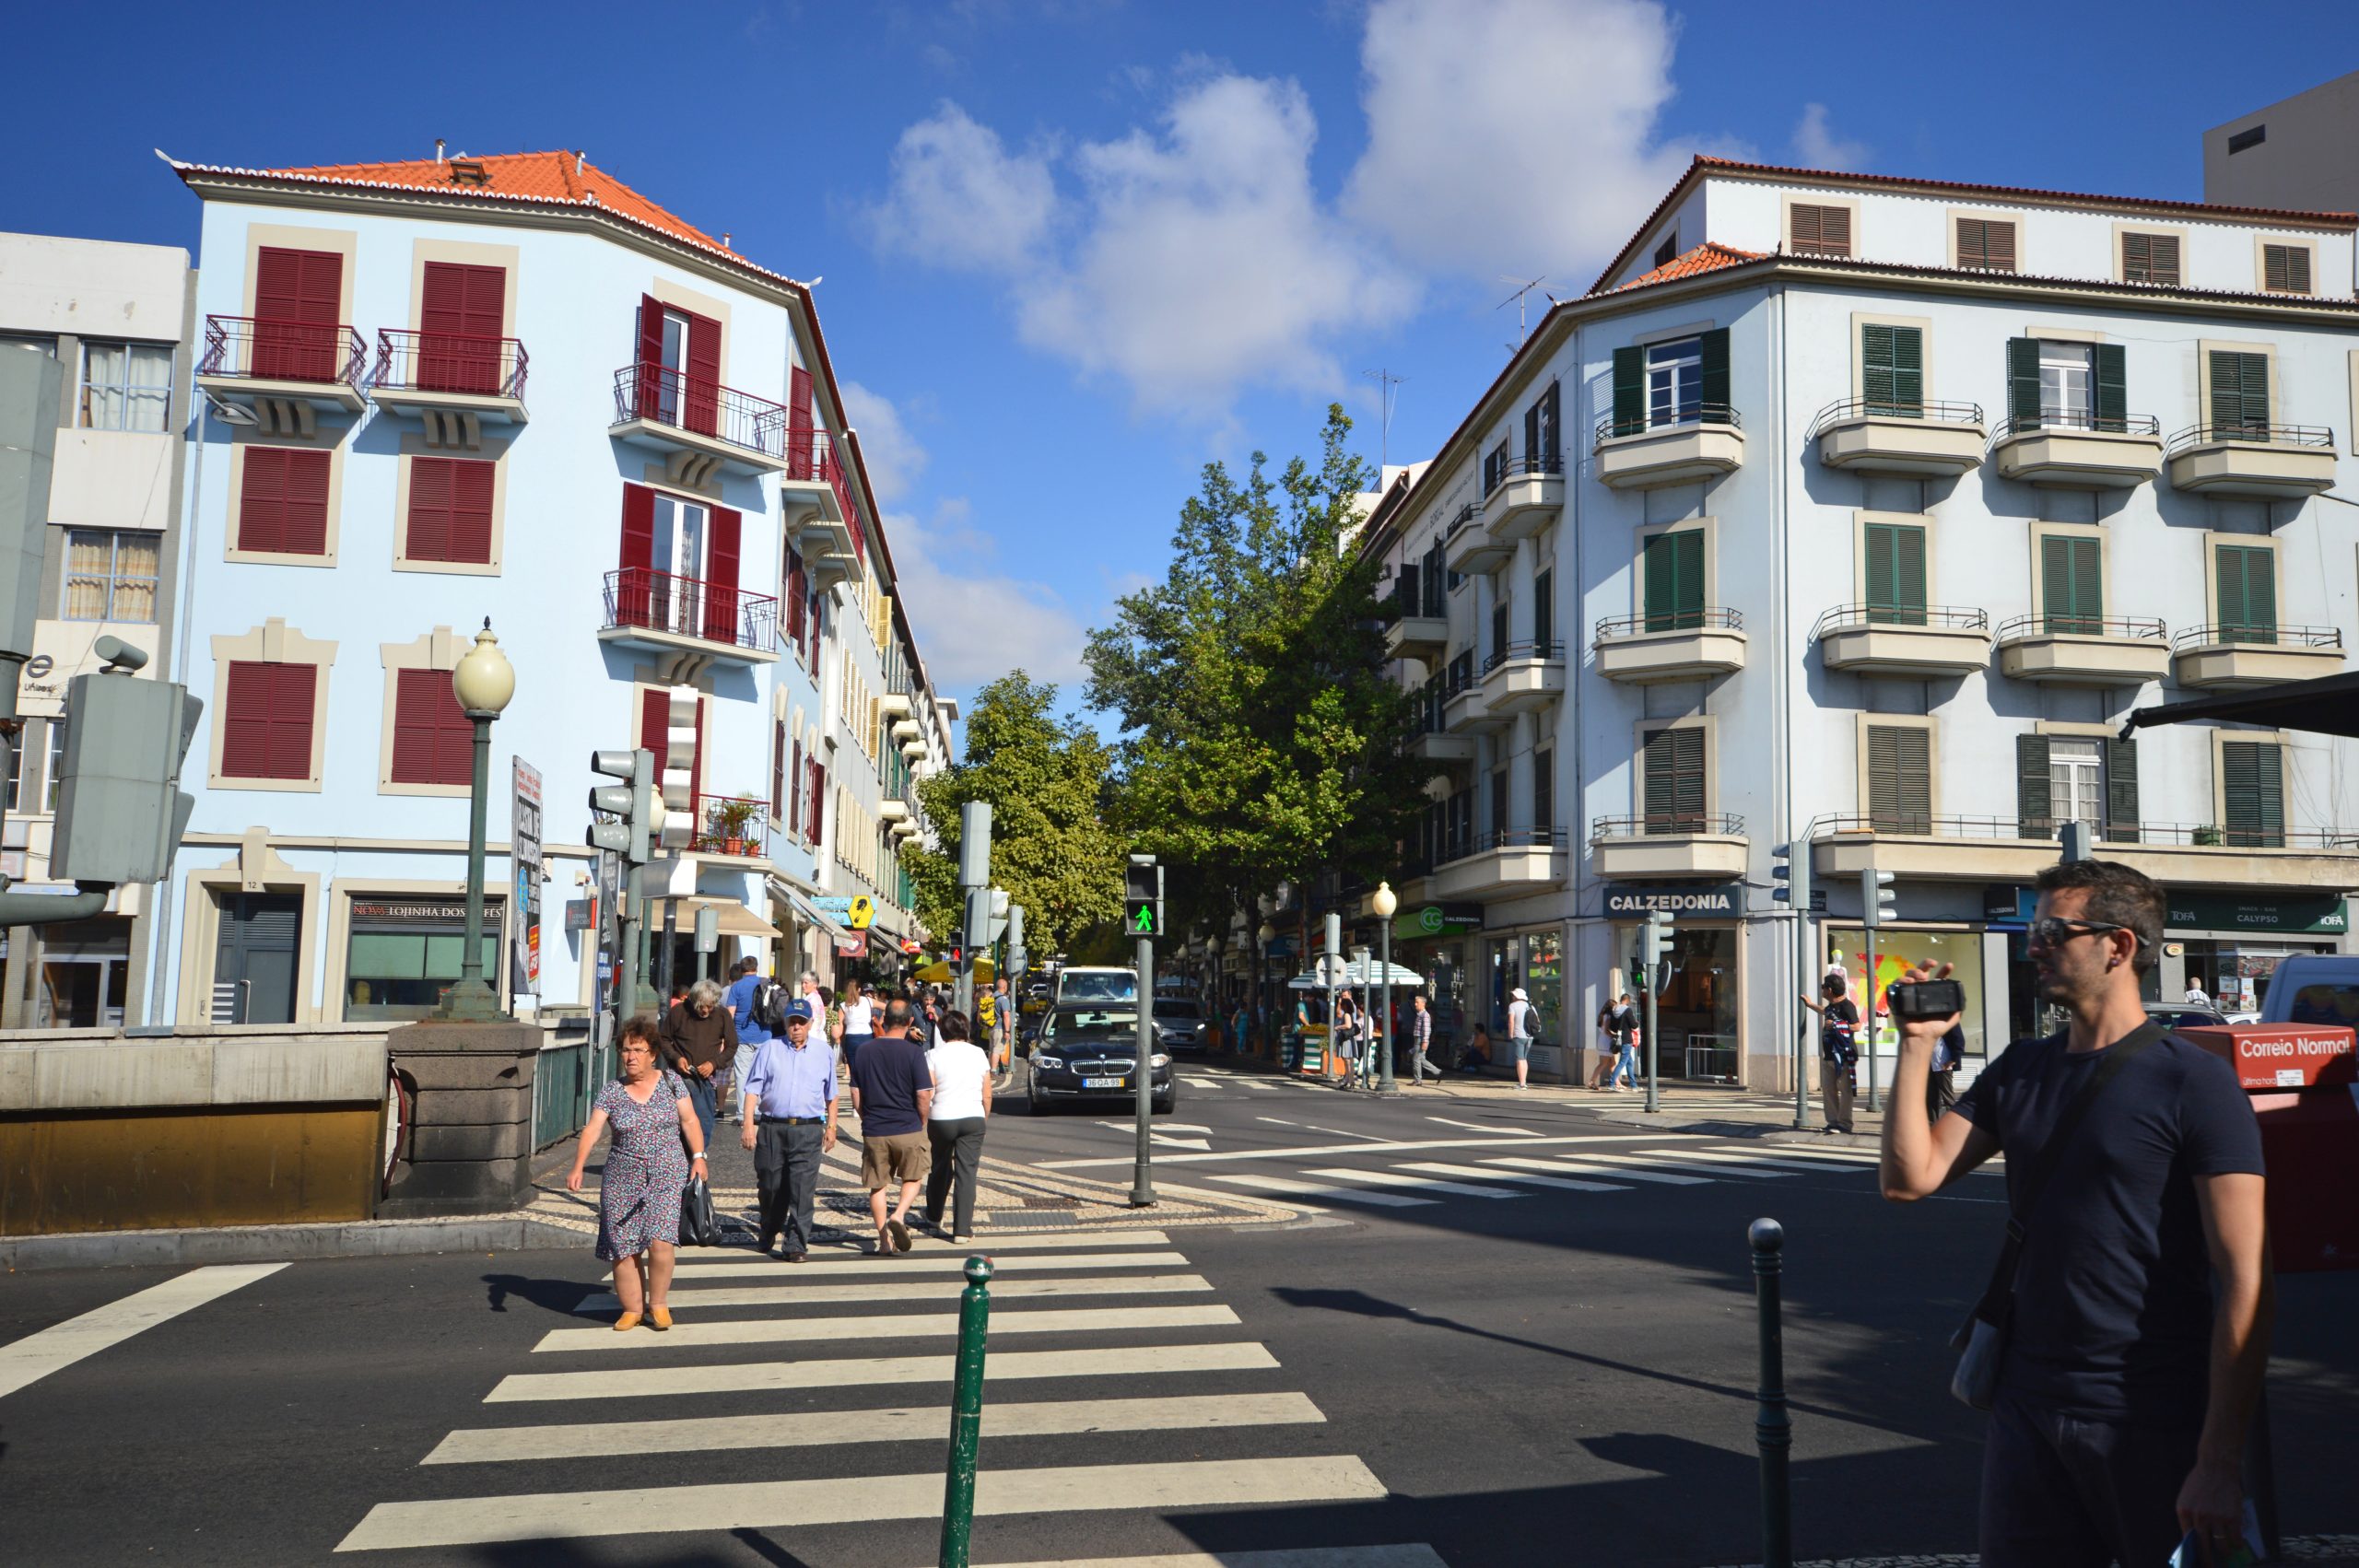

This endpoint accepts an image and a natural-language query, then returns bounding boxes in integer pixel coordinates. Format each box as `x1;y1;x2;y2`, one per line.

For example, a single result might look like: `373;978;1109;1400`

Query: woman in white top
839;980;875;1071
922;1010;994;1243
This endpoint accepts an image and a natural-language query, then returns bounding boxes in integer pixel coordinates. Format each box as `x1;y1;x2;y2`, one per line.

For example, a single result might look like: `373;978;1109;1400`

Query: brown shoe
781;1252;806;1264
649;1305;673;1330
887;1218;911;1253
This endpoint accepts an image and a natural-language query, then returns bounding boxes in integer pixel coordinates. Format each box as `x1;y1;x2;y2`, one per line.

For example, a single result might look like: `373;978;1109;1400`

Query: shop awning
651;896;780;941
770;880;859;946
2125;671;2359;739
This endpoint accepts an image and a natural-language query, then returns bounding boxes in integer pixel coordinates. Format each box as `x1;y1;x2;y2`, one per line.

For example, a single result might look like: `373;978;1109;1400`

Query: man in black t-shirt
1879;860;2268;1568
1798;972;1859;1133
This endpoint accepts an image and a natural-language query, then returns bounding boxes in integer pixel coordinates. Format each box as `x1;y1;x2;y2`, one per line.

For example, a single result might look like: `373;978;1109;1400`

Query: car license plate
1083;1076;1125;1089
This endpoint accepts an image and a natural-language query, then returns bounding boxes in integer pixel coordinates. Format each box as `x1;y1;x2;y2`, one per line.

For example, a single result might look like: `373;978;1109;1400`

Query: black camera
1887;979;1966;1020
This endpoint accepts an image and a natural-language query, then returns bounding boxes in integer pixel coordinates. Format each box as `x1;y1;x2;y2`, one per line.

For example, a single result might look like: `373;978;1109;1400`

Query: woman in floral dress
566;1016;708;1330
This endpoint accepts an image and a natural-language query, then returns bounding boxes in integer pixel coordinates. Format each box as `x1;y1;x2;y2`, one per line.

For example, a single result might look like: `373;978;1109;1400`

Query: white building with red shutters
155;146;948;1027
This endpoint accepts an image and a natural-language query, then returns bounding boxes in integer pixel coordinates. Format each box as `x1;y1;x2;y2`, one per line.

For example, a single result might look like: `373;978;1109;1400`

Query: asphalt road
5;1059;2355;1566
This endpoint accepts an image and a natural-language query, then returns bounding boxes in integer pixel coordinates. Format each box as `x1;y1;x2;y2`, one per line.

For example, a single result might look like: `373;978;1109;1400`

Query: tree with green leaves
1086;404;1426;942
898;671;1126;959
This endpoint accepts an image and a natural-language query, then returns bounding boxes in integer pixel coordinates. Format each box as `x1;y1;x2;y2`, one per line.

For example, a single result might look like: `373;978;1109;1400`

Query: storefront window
346;898;503;1020
1827;925;1984;1059
1650;927;1741;1079
1525;930;1564;1045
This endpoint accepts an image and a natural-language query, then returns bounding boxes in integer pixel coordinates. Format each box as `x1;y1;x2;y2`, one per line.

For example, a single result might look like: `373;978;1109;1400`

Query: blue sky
6;1;2356;717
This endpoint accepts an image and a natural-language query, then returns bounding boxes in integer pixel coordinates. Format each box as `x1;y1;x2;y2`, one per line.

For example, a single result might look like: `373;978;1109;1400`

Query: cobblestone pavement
1696;1538;2359;1567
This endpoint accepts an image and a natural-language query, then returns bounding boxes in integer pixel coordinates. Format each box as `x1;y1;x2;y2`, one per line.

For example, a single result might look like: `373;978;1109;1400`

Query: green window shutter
1697;328;1731;418
2094;344;2127;432
2006;337;2041;427
1865;522;1927;625
2042;533;2102;632
1860;324;1923;417
1642;531;1705;630
2215;544;2277;643
1889;325;1923;414
1671;727;1706;826
2223;742;2285;848
2016;733;2053;839
1642;728;1674;825
1524;401;1540;467
1643;728;1706;831
1868;725;1931;832
2209;350;2270;436
2104;736;2141;844
1860;323;1895;415
1612;347;1644;436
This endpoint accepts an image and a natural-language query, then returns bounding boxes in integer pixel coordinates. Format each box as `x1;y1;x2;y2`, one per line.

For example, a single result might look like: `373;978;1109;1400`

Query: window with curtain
44;720;66;813
1647;338;1703;427
61;530;160;622
78;341;173;432
2048;740;2105;837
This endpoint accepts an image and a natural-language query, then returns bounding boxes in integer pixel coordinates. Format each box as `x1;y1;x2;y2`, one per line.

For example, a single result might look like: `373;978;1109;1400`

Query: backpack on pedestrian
752;977;792;1036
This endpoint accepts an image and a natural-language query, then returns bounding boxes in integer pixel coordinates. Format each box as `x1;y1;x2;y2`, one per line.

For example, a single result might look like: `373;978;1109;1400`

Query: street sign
1313;954;1351;987
848;894;876;930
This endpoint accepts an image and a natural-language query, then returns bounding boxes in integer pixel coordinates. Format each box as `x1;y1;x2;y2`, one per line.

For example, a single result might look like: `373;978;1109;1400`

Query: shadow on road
482;1271;598;1317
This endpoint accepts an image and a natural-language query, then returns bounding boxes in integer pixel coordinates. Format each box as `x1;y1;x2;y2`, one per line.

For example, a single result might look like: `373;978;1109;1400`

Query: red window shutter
448;458;494;564
784;545;805;646
254;247;343;380
771;720;785;817
224;660;317;781
419;262;505;393
239;447;330;556
283;449;330;555
635;295;665;418
703;507;741;643
685;312;722;437
789;739;803;834
616;484;654;626
639;686;668;754
809;761;826;845
391;667;471;786
405;456;452;561
789;365;816;478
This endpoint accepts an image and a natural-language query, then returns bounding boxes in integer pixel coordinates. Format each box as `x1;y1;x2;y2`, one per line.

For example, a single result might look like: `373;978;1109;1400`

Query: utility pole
957;802;992;1021
1322;911;1343;1082
1640;909;1673;1113
1124;856;1163;1207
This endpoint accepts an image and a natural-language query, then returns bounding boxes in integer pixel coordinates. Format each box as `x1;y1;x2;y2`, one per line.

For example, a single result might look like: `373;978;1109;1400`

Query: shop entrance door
213;892;301;1024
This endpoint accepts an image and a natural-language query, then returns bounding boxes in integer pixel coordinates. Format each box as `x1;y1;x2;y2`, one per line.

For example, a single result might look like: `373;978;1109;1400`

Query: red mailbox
2183;1023;2359;1274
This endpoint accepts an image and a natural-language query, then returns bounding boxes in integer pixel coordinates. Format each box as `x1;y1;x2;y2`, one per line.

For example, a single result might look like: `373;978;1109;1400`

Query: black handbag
679;1173;719;1246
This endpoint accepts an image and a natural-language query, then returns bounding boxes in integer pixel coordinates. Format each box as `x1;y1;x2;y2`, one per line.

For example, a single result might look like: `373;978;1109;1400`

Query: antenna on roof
575;151;584;176
1362;369;1406;469
1495;274;1548;353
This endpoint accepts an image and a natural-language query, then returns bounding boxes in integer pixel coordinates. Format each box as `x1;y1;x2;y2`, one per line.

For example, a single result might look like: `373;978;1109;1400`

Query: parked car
2145;1003;2228;1034
1152;998;1208;1054
1026;1001;1175;1115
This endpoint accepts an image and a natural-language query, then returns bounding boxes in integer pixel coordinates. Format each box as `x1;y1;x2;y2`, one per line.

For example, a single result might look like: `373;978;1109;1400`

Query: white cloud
839;380;928;506
1791;103;1868;171
864;102;1057;275
1342;0;1700;284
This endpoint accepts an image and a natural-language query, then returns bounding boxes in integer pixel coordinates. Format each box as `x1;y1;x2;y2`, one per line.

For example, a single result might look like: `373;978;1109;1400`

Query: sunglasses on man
2027;916;2135;950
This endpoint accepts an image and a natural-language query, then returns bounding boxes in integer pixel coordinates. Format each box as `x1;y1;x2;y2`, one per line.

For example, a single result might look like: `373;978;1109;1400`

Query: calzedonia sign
1603;883;1743;919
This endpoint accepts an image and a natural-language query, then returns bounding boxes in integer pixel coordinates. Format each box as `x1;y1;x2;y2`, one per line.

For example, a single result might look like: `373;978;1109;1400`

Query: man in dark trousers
1798;971;1860;1132
1880;860;2269;1567
737;1010;837;1262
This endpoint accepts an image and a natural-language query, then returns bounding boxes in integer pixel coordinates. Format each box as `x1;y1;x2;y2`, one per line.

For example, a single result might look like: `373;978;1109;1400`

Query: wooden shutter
1643;531;1705;631
223;661;316;781
418;262;504;393
788;365;816;478
1642;727;1705;832
253;247;342;380
1860;324;1922;415
2040;532;2102;632
1790;203;1851;257
1698;328;1731;417
685;312;722;436
703;506;742;644
2006;337;2042;427
391;667;472;786
405;456;493;565
2015;733;2053;839
238;447;329;556
2263;244;2311;295
784;545;806;646
1537;381;1559;464
788;738;804;834
2209;350;2271;436
1523;402;1539;471
616;484;655;626
770;720;785;820
1532;750;1553;832
2215;544;2277;643
2104;736;2141;844
1958;217;2016;272
2094;344;2127;431
2123;232;2180;287
1863;522;1926;624
1532;568;1554;648
2222;742;2284;848
635;296;665;419
1611;347;1644;436
810;761;827;844
1869;725;1931;833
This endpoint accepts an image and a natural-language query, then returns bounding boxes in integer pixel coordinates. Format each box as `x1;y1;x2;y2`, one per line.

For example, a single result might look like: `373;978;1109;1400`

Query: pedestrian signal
1124;858;1162;942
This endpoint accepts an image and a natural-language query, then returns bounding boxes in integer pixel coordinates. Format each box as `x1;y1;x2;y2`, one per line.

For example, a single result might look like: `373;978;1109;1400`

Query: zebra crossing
334;1228;1436;1562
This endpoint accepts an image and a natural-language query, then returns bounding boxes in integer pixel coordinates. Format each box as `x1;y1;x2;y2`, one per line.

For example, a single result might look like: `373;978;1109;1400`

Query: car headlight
1150;1054;1169;1068
1035;1055;1064;1071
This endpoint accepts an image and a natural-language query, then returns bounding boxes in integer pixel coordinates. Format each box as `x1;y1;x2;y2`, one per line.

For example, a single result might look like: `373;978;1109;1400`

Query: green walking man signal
1124;861;1163;940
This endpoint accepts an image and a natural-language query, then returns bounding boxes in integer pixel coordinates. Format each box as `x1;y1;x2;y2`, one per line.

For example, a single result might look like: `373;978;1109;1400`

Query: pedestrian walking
1880;860;2269;1567
1799;972;1859;1133
1332;989;1361;1083
1505;987;1534;1090
1408;993;1440;1082
1592;991;1638;1090
565;1017;705;1331
839;979;875;1070
737;1008;837;1263
719;956;775;1129
847;997;933;1256
659;977;737;1155
923;1010;993;1244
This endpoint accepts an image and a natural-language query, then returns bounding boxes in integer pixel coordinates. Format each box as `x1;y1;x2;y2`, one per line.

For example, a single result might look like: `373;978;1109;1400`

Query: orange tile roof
264;149;730;252
1614;241;1765;291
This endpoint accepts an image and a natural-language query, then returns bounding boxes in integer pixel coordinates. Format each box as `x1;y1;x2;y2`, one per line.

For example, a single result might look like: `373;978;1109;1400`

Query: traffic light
1638;908;1675;992
1770;840;1809;913
1125;856;1162;939
587;748;655;863
49;649;201;885
657;686;698;852
1007;903;1027;980
984;887;1011;946
1861;869;1896;929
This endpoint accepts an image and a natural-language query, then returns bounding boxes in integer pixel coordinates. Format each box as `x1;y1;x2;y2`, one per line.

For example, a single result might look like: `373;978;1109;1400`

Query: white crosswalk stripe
1205;1173;1438;1207
535;1302;1239;1353
1507;1156;1708;1186
1298;1167;1524;1199
654;1248;1194;1281
577;1271;1215;1314
1578;1151;1794;1179
1393;1161;1630;1193
672;1229;1178;1260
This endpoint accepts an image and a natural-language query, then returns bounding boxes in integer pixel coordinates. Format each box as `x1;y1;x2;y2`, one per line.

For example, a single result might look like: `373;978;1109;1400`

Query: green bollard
938;1255;993;1568
1750;1217;1793;1568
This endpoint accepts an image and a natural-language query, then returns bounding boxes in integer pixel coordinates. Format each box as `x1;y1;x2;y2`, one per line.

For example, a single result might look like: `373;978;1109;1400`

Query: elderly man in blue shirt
737;1009;839;1262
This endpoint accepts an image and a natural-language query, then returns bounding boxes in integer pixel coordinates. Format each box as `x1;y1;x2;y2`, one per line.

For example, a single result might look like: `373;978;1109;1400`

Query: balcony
194;314;368;426
889;817;921;841
2171;624;2346;689
879;797;911;825
891;717;923;743
1443;502;1510;576
1811;398;1986;478
1479;640;1567;716
1995;614;2171;686
880;689;914;720
1814;604;1991;678
609;361;792;483
1379;579;1449;664
599;569;780;665
1482;456;1565;543
900;736;929;762
1440;667;1505;734
1430;828;1568;901
2165;423;2338;500
1991;412;2164;489
781;426;855;547
1590;814;1749;880
1594;609;1747;685
370;329;527;435
1812;814;2359;890
1594;407;1744;491
688;796;771;860
1408;728;1476;766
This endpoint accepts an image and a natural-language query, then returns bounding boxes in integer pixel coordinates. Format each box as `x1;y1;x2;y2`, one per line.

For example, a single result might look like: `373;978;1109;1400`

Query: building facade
152;148;946;1027
2206;68;2359;221
1365;155;2359;1091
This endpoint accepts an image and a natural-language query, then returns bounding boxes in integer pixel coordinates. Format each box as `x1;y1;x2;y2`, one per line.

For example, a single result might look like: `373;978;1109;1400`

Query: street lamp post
1257;919;1277;1059
437;620;515;1023
1206;932;1224;1048
1371;882;1399;1094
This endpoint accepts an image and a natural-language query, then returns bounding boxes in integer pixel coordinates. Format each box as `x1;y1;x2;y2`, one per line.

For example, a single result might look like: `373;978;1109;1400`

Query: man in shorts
848;998;933;1255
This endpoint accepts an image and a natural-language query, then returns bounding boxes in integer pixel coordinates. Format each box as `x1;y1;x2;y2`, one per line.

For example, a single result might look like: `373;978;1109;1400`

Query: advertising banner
511;758;543;998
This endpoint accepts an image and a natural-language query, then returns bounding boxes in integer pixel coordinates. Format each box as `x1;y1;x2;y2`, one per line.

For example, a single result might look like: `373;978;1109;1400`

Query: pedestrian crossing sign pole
1126;855;1162;1208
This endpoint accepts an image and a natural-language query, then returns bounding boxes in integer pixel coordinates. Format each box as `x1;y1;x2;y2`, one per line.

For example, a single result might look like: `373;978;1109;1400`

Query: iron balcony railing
1441;654;1479;700
1483;452;1563;497
1990;409;2163;440
1591;813;1746;839
1807;396;1984;437
1595;403;1743;442
603;568;780;653
612;360;790;461
1596;607;1743;641
1435;826;1568;866
1482;638;1564;674
2165;421;2335;452
689;796;770;857
1994;614;2168;642
1810;603;1989;638
1815;813;2359;852
199;314;368;388
1443;501;1482;538
2172;622;2342;652
373;328;528;403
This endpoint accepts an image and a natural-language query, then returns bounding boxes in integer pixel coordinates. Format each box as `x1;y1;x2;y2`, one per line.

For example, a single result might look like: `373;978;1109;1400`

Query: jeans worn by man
739;1014;838;1261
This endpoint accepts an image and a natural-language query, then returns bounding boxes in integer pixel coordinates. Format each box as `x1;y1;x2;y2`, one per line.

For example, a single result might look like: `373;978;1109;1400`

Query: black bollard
1750;1217;1793;1568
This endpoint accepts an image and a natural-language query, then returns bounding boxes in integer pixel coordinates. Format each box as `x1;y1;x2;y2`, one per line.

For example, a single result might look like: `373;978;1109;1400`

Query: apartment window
1483;439;1508;494
1420;542;1448;615
2222;741;2284;848
388;668;473;788
62;530;159;622
2215;543;2278;643
2227;123;2266;155
1490;601;1510;664
1866;724;1931;834
2121;231;2181;287
1647;338;1703;427
405;456;495;566
1532;749;1554;832
2048;740;2104;837
1862;521;1928;626
237;447;331;556
1610;330;1729;436
2040;342;2093;425
617;485;743;643
1523;381;1560;469
78;341;173;432
1642;530;1705;631
1;333;56;357
220;661;319;782
637;297;721;433
1790;203;1852;257
4;724;19;811
44;720;66;813
1490;767;1508;839
1532;568;1554;648
2018;734;2139;843
2040;532;2103;634
2262;243;2313;296
2008;337;2126;432
1641;726;1706;834
1955;216;2017;272
1652;233;1677;268
789;738;804;836
1860;323;1923;415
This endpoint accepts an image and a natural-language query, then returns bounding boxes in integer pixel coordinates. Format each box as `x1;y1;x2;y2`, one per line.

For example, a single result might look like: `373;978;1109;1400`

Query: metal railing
1595;403;1743;442
1815;813;2358;852
1808;396;1984;436
1441;653;1478;700
2172;622;2342;651
1482;638;1564;673
373;328;527;402
1596;607;1743;640
2165;421;2335;452
531;1025;613;1151
1435;826;1568;866
612;360;790;460
1591;813;1746;839
1444;501;1482;537
603;568;780;652
1994;613;2167;642
1483;452;1564;497
1990;409;2162;440
689;795;771;857
1684;1034;1740;1083
1810;603;1989;638
199;314;367;388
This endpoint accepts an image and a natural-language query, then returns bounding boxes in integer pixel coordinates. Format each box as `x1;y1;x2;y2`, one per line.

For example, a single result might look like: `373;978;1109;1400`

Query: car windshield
1060;971;1137;1003
2287;984;2359;1028
1046;1007;1140;1041
1156;1001;1202;1021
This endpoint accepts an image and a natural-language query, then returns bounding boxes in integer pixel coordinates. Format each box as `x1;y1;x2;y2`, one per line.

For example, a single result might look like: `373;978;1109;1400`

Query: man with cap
738;1006;839;1262
1506;986;1535;1091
